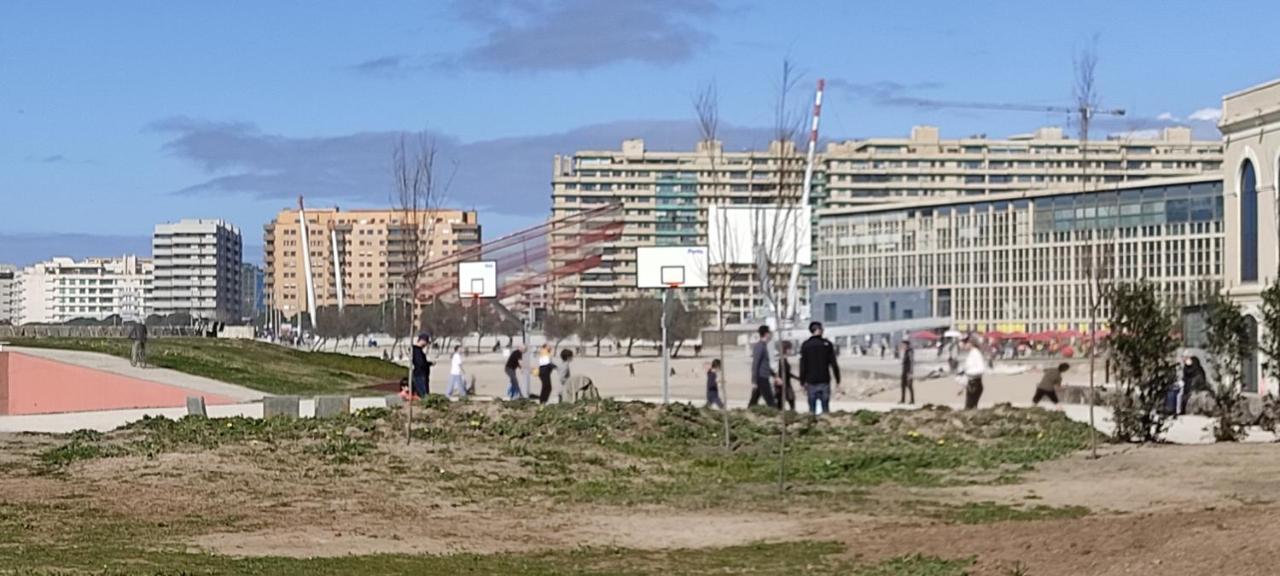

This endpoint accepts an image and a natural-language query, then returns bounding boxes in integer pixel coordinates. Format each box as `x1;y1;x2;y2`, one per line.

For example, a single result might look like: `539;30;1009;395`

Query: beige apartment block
823;125;1222;206
551;138;811;323
263;207;481;318
550;127;1222;322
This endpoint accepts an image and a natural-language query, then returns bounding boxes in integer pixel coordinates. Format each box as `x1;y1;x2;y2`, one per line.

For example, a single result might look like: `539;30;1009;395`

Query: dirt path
6;433;1280;572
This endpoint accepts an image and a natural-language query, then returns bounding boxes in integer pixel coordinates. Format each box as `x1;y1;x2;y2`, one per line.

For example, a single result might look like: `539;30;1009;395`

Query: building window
824;303;837;322
1241;159;1259;283
848;305;862;314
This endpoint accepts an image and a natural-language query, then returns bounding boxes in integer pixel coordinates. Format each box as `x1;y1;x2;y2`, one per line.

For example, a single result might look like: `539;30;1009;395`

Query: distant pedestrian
799;322;841;415
960;336;985;410
411;333;433;398
748;325;778;408
536;344;554;404
1180;355;1208;415
557;348;575;403
900;337;915;404
705;359;724;409
446;345;467;398
504;345;525;400
776;341;798;412
628;363;635;376
1033;362;1069;406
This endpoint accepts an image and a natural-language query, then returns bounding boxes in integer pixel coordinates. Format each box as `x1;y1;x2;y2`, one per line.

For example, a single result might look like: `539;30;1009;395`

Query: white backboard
707;205;812;265
458;260;498;298
636;246;709;289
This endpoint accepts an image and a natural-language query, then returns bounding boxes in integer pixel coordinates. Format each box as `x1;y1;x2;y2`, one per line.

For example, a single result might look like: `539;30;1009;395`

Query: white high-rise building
152;219;243;322
0;264;21;324
18;256;153;324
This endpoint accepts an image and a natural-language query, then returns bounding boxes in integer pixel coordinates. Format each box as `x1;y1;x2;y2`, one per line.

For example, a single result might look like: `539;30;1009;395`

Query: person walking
446;345;467;398
776;341;799;412
129;322;148;368
748;325;778;408
411;333;433;399
960;335;986;410
557;348;575;403
799;321;842;415
1033;362;1069;406
899;336;915;405
536;344;554;404
1180;355;1208;415
504;345;525;400
705;359;725;409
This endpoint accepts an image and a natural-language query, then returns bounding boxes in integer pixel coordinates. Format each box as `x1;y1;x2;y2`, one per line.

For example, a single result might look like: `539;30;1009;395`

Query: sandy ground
416;346;1084;408
5;432;1280;575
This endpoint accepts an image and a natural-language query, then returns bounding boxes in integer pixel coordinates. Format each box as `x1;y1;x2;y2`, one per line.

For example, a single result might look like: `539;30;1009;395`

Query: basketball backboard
636;246;709;288
457;261;498;298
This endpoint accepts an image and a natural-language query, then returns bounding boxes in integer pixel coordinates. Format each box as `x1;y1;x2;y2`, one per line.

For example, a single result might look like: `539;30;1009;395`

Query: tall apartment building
18;256;153;324
0;264;20;324
551;139;811;322
815;175;1224;335
824;126;1221;206
240;262;265;322
151;219;243;322
550;129;1222;322
263;207;481;317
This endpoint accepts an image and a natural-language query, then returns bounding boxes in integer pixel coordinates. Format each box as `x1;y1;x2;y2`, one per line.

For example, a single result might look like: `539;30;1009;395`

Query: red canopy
910;330;940;340
1028;331;1057;342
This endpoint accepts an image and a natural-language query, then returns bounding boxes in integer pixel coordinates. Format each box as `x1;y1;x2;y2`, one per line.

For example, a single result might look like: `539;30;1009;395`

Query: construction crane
900;98;1125;137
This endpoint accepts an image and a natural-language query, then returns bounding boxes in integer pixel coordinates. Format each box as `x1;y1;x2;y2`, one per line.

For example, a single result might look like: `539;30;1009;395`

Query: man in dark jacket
411;333;433;398
899;336;914;404
748;325;778;408
799;322;841;415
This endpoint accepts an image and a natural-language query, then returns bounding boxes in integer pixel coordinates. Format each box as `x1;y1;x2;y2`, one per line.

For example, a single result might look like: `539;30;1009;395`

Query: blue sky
2;0;1278;265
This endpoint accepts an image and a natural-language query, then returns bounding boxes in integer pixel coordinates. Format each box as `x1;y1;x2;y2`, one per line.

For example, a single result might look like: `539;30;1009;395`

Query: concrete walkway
0;397;391;434
7;346;263;402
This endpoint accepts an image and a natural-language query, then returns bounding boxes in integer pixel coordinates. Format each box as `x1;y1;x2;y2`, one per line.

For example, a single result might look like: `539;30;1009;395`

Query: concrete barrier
315;396;350;418
384;394;404;408
263;396;300;418
186;396;207;417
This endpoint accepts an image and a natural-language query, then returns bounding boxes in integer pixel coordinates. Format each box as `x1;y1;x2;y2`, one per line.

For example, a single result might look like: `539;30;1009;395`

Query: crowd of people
401;333;587;405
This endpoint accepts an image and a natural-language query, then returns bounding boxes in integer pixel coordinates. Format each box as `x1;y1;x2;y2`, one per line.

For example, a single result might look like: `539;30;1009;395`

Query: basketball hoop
666;283;683;290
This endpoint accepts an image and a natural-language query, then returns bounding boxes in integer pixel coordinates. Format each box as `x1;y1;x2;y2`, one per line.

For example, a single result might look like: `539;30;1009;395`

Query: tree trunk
673;340;685;358
626;338;635;357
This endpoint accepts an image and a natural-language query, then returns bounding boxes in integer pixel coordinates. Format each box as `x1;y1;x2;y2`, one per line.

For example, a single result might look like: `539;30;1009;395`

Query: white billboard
707;205;812;265
636;246;710;289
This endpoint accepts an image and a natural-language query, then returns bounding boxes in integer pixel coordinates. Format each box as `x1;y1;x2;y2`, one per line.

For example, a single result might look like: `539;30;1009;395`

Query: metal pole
662;287;670;404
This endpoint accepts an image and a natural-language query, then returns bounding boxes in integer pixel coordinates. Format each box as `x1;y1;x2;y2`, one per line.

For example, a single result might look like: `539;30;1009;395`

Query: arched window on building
1243;315;1259;393
1241;159;1259;283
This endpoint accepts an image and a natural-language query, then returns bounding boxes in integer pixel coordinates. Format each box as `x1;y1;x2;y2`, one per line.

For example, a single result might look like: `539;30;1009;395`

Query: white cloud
1156;112;1176;121
1188;107;1222;122
1110;129;1161;140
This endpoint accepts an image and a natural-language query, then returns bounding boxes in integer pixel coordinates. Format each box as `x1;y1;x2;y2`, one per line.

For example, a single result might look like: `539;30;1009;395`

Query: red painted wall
0;352;234;415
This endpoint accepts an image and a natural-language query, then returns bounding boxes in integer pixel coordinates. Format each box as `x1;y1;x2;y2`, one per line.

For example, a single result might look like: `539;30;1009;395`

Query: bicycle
130;341;148;368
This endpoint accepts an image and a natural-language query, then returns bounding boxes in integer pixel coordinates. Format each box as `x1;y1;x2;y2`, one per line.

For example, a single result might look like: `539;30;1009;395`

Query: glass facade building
817;175;1224;333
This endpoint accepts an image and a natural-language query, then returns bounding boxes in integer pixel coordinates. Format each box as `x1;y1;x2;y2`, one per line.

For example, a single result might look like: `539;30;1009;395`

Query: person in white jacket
960;336;986;410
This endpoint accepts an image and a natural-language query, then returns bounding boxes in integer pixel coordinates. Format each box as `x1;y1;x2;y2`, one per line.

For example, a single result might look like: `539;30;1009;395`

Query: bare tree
757;59;807;325
1074;40;1105;459
694;80;737;451
391;133;451;442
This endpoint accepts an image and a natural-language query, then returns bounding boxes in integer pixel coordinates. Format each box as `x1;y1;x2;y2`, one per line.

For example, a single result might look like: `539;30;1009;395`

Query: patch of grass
0;501;862;575
35;401;1095;509
855;554;974;576
38;408;391;471
6;337;404;394
909;500;1090;525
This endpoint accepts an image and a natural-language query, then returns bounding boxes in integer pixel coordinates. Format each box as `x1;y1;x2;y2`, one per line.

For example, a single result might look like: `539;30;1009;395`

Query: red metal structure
412;203;623;315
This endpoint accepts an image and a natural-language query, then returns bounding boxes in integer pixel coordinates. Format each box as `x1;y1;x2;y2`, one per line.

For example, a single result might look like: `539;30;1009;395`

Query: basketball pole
661;287;670;404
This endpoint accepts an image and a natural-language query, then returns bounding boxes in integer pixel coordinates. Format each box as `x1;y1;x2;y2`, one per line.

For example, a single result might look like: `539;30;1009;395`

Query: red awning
910;330;940;340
